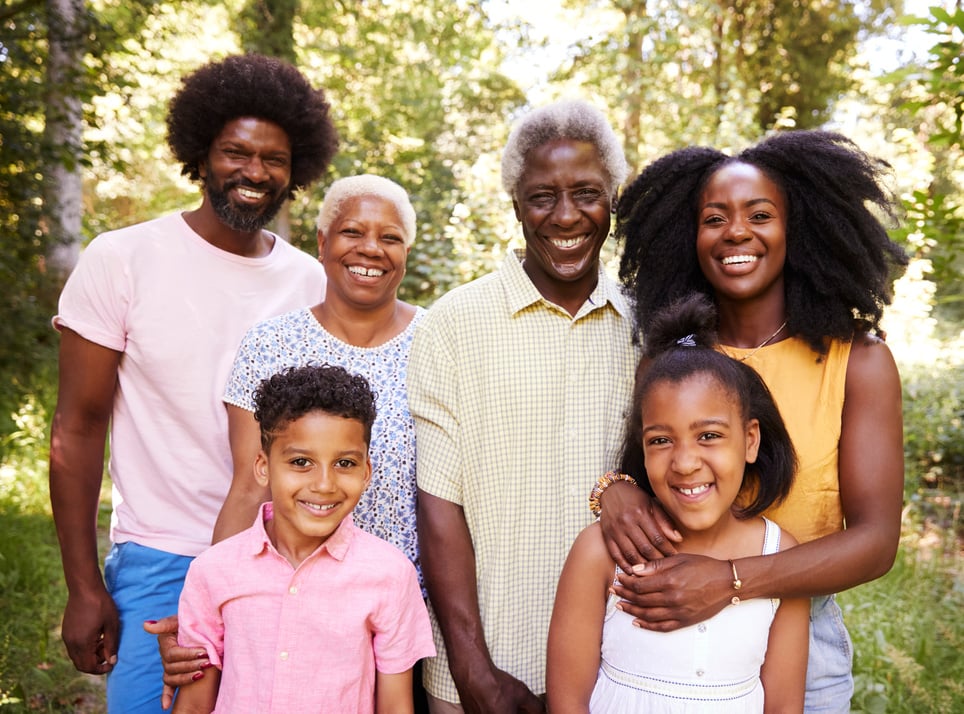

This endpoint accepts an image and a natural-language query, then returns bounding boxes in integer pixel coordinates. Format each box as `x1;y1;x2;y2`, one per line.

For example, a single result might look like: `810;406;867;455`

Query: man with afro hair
49;53;337;714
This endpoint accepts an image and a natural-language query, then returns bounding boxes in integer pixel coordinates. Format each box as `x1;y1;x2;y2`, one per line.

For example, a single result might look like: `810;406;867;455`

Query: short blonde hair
316;174;417;247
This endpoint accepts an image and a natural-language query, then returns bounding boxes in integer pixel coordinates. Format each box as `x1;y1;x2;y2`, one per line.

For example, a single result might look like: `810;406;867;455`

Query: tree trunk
44;0;86;276
619;2;646;177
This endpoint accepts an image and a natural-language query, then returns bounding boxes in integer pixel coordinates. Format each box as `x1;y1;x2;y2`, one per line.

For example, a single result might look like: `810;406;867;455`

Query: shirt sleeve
222;325;269;410
54;235;130;351
407;312;464;504
177;558;226;669
371;558;436;673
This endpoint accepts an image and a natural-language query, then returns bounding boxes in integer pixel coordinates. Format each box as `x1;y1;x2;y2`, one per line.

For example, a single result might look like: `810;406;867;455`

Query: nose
310;466;336;493
671;443;702;476
356;230;383;256
551;191;580;227
725;219;751;242
241;156;270;184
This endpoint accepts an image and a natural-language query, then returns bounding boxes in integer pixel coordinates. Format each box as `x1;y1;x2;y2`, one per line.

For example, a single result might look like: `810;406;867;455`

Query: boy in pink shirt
173;365;434;713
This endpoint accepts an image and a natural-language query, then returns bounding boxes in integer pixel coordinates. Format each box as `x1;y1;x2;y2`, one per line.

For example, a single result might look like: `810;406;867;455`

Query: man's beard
205;176;289;233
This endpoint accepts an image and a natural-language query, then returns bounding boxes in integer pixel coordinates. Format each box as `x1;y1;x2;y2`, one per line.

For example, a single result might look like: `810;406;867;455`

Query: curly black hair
253;365;377;451
620;294;796;518
617;131;909;354
167;54;338;198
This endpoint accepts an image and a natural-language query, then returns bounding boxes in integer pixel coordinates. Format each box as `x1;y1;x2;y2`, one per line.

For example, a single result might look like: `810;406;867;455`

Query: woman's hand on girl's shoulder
598;481;682;571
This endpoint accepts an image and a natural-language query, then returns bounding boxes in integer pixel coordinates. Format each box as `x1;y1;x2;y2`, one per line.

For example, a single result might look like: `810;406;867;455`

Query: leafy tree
0;0;62;444
283;1;525;303
887;6;964;323
550;0;899;171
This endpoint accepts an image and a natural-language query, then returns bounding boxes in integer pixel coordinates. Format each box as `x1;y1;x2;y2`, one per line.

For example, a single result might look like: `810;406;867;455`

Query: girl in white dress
547;294;810;713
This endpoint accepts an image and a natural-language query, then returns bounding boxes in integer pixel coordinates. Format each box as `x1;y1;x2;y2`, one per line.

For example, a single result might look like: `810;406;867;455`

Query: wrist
727;558;743;605
589;471;637;519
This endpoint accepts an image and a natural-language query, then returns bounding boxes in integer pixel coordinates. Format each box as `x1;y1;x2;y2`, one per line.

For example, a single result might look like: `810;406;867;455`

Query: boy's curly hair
617;131;909;354
167;54;338;198
253;365;376;451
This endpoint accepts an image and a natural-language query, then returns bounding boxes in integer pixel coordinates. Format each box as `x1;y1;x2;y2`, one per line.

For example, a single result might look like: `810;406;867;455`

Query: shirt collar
248;502;355;563
502;248;630;320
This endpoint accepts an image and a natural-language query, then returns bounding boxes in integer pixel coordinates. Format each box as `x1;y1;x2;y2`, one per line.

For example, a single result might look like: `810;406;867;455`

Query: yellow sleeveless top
720;337;851;543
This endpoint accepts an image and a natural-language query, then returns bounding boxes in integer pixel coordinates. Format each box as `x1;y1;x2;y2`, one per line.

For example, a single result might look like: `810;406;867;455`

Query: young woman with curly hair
595;131;908;713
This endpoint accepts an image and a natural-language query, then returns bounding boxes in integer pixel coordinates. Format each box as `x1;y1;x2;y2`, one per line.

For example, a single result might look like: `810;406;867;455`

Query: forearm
49;421;109;593
733;524;898;602
214;405;266;543
171;667;219;713
211;477;267;543
417;491;494;681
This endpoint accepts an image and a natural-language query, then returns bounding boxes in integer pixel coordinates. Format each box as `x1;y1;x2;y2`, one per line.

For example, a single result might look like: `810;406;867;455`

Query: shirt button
697;623;707;633
280;651;288;661
696;669;705;677
289;585;298;595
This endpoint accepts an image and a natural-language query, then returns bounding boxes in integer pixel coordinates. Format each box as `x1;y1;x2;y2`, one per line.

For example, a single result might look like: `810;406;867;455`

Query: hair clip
676;334;697;347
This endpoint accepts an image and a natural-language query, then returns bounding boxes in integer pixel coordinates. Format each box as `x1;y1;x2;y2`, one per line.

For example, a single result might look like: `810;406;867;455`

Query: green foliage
285;1;526;305
841;533;964;713
549;0;899;171
901;356;964;496
0;2;63;446
886;7;964;323
236;0;296;61
0;403;104;712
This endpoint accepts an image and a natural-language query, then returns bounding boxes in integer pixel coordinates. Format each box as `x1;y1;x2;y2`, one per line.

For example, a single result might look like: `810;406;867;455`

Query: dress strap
761;517;782;555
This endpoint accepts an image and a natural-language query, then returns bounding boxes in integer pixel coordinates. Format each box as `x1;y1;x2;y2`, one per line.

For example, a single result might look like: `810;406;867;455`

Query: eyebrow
642;417;730;434
702;197;778;211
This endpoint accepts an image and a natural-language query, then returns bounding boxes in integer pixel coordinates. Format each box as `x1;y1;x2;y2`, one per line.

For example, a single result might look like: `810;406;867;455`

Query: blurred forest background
1;0;962;711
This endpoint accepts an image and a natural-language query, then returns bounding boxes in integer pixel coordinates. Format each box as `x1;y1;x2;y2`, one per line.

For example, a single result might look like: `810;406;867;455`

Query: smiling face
641;374;760;541
200;116;292;234
513;138;612;312
696;162;787;308
318;195;411;312
255;411;371;565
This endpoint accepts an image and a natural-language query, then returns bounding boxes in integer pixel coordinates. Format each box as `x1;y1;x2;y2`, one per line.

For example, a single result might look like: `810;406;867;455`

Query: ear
512;199;522;222
744;418;761;464
363;456;373;491
254;450;270;488
316;228;326;258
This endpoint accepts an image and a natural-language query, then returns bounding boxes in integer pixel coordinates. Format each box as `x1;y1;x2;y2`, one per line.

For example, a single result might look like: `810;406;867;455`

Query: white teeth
722;255;757;265
302;501;336;511
348;266;385;277
236;187;266;200
677;484;711;496
551;236;587;249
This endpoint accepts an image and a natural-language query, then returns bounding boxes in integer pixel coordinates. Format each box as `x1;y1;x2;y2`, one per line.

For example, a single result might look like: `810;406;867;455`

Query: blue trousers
104;541;193;714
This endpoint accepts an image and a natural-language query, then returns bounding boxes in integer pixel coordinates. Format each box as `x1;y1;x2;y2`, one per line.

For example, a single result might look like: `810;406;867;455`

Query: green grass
842;493;964;714
0;400;105;712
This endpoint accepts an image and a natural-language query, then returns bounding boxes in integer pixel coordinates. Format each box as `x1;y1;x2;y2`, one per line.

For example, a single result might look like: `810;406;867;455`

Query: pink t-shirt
54;213;326;555
178;505;435;713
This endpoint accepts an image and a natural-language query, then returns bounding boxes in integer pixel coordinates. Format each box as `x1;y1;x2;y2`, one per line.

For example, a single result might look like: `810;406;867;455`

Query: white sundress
590;518;783;713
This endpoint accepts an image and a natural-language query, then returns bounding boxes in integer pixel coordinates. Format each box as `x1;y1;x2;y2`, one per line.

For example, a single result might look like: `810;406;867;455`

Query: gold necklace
731;321;787;362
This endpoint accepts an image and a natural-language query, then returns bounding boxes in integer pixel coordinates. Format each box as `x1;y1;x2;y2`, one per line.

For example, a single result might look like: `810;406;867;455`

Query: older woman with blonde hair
216;173;423;564
156;174;429;709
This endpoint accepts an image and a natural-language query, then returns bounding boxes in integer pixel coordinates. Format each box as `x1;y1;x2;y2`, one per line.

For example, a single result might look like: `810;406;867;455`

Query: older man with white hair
409;99;638;713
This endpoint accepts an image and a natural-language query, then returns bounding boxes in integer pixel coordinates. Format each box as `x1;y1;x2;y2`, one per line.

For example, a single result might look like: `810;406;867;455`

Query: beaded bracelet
588;471;637;519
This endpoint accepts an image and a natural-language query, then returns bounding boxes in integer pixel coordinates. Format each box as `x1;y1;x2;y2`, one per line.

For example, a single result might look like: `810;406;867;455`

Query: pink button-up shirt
178;504;435;713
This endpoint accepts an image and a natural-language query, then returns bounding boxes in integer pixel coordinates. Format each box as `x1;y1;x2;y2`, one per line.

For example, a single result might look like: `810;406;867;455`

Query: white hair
501;99;629;197
316;174;417;247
